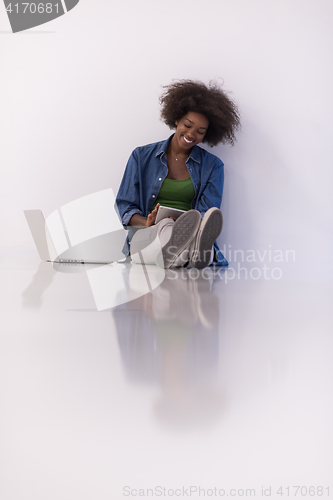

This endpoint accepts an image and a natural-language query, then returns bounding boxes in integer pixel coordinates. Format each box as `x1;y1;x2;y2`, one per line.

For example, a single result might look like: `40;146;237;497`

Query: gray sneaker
190;208;223;269
156;210;201;268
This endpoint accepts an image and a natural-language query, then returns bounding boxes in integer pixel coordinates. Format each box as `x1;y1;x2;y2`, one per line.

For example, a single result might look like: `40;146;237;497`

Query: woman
116;80;240;269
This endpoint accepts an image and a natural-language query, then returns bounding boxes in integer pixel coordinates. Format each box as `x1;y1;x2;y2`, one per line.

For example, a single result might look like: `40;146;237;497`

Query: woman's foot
190;208;223;269
156;210;201;268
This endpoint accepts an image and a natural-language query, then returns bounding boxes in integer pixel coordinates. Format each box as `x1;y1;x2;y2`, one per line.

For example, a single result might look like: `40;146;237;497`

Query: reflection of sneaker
157;210;201;269
190;208;223;269
190;275;219;329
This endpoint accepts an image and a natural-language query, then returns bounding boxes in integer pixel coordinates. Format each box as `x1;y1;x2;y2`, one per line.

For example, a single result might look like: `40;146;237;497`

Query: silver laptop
24;209;127;264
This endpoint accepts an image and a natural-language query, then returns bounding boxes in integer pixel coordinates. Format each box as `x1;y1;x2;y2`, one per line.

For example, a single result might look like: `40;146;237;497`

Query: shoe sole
192;209;223;269
159;210;201;268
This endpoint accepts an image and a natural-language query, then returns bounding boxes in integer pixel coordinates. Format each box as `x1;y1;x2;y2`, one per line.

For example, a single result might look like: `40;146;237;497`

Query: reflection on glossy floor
0;245;332;500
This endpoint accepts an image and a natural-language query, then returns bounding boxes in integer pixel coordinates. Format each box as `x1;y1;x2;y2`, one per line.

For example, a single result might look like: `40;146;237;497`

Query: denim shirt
115;135;228;266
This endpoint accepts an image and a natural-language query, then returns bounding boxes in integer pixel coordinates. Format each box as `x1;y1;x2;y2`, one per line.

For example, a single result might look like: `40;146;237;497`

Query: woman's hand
146;203;160;227
129;204;176;227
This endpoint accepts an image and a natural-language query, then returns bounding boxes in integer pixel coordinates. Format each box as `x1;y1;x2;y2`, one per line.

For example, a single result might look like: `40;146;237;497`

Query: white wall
1;0;332;278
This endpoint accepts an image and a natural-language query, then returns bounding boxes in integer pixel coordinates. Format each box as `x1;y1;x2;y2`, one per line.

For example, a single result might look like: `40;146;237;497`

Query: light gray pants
130;219;213;267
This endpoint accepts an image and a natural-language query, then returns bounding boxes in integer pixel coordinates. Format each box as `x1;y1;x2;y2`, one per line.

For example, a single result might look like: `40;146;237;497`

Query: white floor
0;244;332;500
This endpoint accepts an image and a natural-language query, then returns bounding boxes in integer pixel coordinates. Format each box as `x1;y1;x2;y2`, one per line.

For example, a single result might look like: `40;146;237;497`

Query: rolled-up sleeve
115;150;144;227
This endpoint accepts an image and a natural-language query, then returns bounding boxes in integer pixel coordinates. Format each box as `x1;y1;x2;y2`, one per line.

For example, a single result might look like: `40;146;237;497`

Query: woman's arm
195;157;224;215
128;214;147;227
115;149;145;226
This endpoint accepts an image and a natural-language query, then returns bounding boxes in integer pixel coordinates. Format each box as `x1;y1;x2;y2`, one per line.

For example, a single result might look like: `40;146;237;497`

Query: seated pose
116;80;240;269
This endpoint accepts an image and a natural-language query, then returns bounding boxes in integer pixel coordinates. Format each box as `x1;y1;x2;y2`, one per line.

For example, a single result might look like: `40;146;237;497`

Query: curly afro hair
159;79;241;147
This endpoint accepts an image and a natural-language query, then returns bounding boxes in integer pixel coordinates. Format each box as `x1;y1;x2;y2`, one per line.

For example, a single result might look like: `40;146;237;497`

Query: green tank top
152;177;195;212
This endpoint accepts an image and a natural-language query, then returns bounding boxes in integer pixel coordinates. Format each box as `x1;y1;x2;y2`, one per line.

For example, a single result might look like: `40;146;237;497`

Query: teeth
183;136;193;143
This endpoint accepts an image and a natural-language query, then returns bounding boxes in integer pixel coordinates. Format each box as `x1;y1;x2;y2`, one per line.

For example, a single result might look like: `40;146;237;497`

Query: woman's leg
158;211;201;268
130;219;174;265
131;211;202;268
130;209;218;269
189;208;222;269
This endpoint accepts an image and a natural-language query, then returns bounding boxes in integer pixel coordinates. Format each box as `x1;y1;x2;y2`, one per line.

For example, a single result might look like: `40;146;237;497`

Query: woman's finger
146;214;155;227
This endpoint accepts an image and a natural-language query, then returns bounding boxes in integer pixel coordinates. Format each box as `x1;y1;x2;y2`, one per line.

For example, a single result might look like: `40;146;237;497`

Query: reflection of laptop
25;209;127;264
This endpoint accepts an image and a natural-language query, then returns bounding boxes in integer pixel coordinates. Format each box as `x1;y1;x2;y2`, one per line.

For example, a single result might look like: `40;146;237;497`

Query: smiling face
172;111;209;154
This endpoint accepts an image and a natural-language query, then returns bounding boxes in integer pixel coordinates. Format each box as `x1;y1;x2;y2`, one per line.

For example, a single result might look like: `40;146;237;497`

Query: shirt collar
156;134;202;164
156;135;173;157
